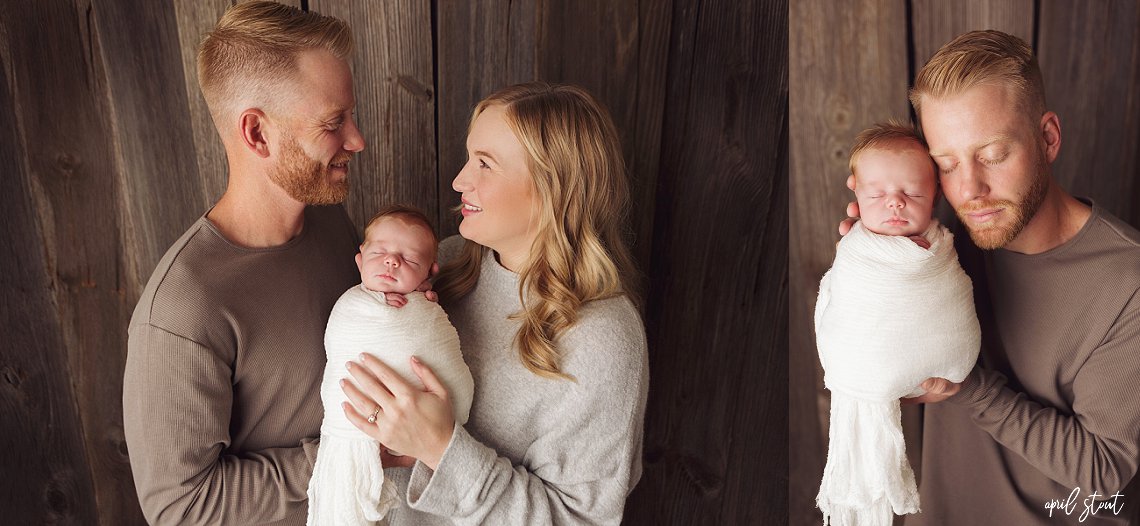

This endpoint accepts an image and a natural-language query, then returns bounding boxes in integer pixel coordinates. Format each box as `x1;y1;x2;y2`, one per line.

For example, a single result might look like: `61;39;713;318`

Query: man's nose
957;161;989;201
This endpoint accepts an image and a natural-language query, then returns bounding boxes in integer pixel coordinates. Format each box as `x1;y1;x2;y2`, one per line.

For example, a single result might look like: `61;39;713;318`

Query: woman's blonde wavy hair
434;82;639;381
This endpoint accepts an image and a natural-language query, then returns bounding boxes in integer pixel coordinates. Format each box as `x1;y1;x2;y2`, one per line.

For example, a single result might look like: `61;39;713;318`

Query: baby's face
854;142;938;237
356;217;436;294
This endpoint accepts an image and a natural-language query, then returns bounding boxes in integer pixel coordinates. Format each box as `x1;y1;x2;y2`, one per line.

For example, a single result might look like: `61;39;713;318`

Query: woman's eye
479;159;489;169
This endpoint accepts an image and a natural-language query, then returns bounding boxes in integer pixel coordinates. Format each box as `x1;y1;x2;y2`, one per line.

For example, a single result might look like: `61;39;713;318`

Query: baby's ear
428;262;440;279
354;252;363;272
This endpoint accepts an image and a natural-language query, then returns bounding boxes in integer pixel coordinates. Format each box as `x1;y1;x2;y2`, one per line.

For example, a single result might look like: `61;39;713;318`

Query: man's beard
954;153;1049;250
270;134;351;205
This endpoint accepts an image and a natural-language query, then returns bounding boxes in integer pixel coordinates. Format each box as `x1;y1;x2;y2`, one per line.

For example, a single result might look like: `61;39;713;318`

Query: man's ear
1040;111;1061;164
239;109;271;158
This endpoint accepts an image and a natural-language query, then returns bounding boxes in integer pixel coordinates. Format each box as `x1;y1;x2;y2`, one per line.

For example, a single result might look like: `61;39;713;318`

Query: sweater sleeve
948;291;1140;493
404;305;649;525
122;322;320;525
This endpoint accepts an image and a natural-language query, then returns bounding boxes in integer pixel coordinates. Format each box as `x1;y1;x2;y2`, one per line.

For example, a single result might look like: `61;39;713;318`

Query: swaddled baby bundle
814;219;980;526
307;286;474;526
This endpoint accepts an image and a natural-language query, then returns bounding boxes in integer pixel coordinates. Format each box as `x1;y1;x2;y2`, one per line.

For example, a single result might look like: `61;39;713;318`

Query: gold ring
366;406;380;424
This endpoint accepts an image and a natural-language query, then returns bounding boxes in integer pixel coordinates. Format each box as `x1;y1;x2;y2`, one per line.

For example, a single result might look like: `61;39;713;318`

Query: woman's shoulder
560;295;647;375
437;234;466;266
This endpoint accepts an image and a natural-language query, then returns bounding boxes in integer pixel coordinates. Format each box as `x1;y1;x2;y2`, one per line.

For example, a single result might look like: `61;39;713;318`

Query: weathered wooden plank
171;0;234;207
91;0;206;281
910;0;1034;69
309;0;437;234
532;0;658;286
788;0;910;523
0;1;124;523
435;0;539;237
1038;0;1140;227
624;0;787;523
626;0;673;277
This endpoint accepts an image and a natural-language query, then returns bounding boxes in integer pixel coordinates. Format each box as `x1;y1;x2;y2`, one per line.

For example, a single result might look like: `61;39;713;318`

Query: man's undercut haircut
909;30;1046;129
848;119;930;176
197;1;352;126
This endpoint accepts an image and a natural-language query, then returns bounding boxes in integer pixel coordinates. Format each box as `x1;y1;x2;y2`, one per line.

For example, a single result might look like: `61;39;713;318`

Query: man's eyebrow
929;134;1015;157
317;106;352;121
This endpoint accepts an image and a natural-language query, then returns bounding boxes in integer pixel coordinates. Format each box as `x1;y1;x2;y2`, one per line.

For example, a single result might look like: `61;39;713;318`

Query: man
122;3;365;524
842;30;1140;524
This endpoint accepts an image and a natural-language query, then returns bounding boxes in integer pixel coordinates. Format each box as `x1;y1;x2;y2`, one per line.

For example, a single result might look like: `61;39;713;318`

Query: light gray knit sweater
381;236;649;525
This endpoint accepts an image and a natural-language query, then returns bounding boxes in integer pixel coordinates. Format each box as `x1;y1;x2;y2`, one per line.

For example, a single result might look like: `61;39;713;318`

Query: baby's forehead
364;216;437;248
856;144;936;183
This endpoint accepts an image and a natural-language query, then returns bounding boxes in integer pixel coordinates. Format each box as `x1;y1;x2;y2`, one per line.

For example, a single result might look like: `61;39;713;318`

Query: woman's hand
341;354;455;470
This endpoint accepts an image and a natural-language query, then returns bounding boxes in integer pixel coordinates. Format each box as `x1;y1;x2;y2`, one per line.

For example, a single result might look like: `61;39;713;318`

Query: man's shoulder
129;217;233;333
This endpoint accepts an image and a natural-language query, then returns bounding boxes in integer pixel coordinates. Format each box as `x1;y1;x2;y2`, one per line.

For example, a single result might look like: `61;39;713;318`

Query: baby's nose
385;256;401;268
888;197;904;209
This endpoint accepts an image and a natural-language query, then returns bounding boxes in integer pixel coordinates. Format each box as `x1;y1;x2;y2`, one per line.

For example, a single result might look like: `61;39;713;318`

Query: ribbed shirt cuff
947;366;987;406
407;423;494;516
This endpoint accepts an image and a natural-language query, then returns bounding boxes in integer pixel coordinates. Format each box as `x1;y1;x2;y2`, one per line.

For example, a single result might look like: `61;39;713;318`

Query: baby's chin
361;279;419;295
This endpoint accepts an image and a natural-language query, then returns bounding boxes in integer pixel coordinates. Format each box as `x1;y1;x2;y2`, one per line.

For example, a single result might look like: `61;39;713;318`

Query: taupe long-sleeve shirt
123;205;359;525
908;202;1140;525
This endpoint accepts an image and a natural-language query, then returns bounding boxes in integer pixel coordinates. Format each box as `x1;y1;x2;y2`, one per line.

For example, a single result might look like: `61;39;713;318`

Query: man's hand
839;174;860;236
901;377;962;405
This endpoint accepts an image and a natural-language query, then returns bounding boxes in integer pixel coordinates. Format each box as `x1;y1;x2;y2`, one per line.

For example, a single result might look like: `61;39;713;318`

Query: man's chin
963;223;1018;250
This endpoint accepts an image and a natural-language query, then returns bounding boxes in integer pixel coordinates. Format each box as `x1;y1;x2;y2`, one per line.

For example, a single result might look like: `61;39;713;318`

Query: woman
339;82;649;524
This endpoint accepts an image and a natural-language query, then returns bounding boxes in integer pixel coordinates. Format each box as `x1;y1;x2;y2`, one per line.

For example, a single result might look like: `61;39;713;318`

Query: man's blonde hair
197;1;352;125
433;82;639;381
849;119;930;176
910;30;1045;127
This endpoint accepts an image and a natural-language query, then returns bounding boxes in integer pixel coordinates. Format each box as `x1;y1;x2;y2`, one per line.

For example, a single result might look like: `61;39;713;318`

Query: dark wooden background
790;1;1140;525
0;0;787;524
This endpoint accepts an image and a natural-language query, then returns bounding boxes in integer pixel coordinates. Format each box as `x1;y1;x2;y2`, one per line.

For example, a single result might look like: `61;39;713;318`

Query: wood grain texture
624;0;787;523
435;0;539;237
3;1;148;524
172;0;233;206
311;0;438;234
788;1;909;523
910;0;1034;67
0;1;132;523
1038;0;1140;225
534;0;662;279
91;0;206;283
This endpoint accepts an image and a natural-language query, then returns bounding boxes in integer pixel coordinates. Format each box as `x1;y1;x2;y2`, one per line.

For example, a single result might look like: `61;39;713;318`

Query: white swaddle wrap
814;219;980;526
307;286;474;525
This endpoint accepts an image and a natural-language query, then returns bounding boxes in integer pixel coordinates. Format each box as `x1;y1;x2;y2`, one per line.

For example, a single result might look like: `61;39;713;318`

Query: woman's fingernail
345;361;353;370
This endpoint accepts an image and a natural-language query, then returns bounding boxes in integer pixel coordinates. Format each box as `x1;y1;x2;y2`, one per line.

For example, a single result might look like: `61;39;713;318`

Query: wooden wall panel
311;0;438;232
624;0;787;523
0;13;101;522
435;0;539;236
91;0;206;283
788;1;909;523
172;0;234;206
1038;0;1140;224
910;0;1034;67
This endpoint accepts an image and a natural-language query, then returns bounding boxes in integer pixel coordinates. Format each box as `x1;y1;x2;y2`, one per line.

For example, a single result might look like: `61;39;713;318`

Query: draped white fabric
814;220;980;525
307;287;473;525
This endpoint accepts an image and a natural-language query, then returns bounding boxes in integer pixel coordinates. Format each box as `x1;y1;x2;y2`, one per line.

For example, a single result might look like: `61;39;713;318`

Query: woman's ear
239;109;272;158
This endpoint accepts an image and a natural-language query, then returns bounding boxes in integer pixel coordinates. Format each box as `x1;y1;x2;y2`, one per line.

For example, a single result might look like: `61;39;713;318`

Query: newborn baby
814;122;980;526
307;205;474;525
